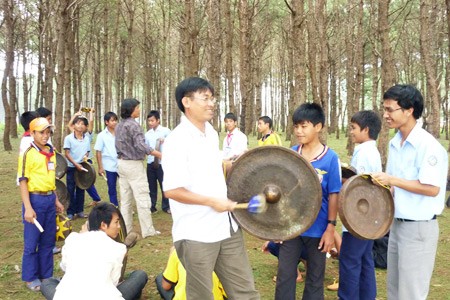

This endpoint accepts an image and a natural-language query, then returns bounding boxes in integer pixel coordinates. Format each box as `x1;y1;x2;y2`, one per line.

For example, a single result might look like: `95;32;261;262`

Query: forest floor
1;131;450;299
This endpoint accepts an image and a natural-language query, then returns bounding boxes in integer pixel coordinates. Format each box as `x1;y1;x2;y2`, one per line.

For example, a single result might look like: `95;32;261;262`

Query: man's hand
209;198;237;212
24;207;36;223
55;199;64;214
318;225;335;253
370;172;392;187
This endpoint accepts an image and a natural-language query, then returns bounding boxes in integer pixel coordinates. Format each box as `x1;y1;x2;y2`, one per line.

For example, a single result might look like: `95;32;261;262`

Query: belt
395;215;436;222
30;191;54;195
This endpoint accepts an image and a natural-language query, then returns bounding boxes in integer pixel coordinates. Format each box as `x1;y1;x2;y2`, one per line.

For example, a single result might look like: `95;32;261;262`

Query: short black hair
147;110;160;120
224;112;237;122
121;98;140;119
292;102;325;126
104;112;118;124
36;107;52;118
175;77;214;113
383;84;423;119
20;111;39;131
72;116;89;126
258;116;273;129
88;202;119;231
351;110;382;140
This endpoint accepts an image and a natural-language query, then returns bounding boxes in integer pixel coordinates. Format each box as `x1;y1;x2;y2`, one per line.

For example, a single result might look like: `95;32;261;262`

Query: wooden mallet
235;194;267;214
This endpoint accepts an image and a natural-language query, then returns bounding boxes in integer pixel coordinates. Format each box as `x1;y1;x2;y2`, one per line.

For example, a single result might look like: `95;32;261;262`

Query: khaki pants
118;159;158;238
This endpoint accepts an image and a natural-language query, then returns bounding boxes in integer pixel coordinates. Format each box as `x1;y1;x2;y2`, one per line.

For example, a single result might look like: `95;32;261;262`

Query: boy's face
257;120;270;134
225;118;237;132
74;120;87;133
183;89;215;122
106;118;118;130
147;116;160;129
350;122;369;144
293;121;322;144
101;212;121;239
31;128;52;148
131;105;141;119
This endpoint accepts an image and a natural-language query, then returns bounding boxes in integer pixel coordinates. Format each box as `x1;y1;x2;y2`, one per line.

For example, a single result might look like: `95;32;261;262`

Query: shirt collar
391;122;421;149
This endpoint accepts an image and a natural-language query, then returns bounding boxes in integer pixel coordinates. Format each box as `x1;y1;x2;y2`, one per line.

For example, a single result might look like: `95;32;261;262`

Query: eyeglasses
383;107;403;113
189;96;217;105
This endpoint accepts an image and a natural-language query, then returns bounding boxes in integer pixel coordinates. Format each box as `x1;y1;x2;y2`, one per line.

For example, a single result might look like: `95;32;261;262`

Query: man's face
147;116;160;129
382;99;410;129
102;213;121;239
131;105;141;119
225;118;237;132
184;89;215;122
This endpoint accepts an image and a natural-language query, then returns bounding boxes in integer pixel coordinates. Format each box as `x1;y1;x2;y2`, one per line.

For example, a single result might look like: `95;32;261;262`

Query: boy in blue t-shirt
275;103;341;300
338;110;381;300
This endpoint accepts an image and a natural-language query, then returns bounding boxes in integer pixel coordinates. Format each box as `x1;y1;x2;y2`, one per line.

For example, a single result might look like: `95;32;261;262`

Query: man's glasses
383;107;403;113
190;96;217;105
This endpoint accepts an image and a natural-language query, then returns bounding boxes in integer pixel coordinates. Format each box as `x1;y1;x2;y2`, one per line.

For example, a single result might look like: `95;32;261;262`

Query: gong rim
74;161;96;190
339;175;394;240
55;179;69;211
227;146;322;241
55;152;68;179
114;207;128;243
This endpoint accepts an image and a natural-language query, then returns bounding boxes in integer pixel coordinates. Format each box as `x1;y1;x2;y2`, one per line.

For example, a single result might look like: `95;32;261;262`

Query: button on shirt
115;118;152;160
145;125;171;164
94;128;118;172
222;129;248;159
386;123;448;220
162;117;238;243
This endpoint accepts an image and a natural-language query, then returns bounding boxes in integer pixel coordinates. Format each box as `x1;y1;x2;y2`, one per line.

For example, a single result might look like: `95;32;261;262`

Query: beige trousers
117;159;158;238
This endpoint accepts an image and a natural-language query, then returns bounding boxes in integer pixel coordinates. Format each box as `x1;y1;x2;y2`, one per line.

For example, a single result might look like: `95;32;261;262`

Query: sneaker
124;232;139;248
77;212;88;218
26;279;41;292
67;214;74;220
163;209;171;214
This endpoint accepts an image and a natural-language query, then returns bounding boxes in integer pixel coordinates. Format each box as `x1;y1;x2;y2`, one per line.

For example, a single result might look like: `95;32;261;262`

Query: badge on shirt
48;161;55;171
427;155;437;166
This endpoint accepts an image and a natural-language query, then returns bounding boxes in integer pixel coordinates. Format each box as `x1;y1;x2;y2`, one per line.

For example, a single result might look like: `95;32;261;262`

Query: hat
30;117;54;132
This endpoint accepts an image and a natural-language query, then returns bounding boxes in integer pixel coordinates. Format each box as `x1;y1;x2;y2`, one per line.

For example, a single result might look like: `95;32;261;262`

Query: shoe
52;246;61;255
163;209;171;214
124;232;139;248
77;212;88;218
26;279;41;292
327;279;339;291
150;207;157;213
67;214;74;220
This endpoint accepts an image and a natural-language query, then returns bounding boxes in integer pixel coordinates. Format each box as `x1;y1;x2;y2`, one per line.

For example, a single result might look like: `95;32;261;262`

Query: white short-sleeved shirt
54;231;126;300
386;123;448;220
162;117;238;243
222;129;248;159
63;132;93;168
145;125;171;164
343;140;382;232
94;128;118;172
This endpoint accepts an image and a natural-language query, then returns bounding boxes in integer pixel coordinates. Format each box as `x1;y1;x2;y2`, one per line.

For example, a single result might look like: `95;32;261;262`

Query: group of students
17;77;447;300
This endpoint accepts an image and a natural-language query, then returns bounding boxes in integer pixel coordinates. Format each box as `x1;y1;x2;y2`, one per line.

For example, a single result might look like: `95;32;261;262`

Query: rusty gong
227;146;322;241
55;152;68;179
341;165;357;179
152;138;162;169
75;161;96;190
55;179;69;211
339;174;394;240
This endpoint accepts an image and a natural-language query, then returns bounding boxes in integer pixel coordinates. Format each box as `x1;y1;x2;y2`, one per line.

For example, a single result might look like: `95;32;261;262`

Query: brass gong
74;161;96;190
55;179;69;211
227;146;322;241
339;174;394;240
55;152;68;179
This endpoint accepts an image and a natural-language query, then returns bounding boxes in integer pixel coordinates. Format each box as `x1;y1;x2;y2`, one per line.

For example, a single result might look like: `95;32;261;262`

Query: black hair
72;116;89;126
292;102;325;126
224;112;237;122
88;202;119;231
175;77;214;113
20;111;39;131
258;116;273;129
351;110;382;140
104;112;118;124
36;107;52;118
120;98;140;119
383;84;424;119
147;110;160;120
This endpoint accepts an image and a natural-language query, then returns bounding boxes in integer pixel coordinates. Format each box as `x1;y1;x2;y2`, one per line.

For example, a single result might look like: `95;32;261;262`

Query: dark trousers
275;236;326;300
146;164;169;211
22;193;56;282
338;232;376;300
66;167;85;215
86;184;101;202
105;170;119;206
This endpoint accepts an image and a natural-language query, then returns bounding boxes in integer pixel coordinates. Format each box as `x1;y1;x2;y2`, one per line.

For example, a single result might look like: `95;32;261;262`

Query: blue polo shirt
94;128;118;172
63;132;93;168
292;144;342;238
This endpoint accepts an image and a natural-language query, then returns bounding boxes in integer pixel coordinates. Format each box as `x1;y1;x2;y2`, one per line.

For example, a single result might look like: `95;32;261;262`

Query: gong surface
152;138;162;169
55;179;69;211
55;152;68;179
227;146;322;241
339;175;394;240
75;161;96;190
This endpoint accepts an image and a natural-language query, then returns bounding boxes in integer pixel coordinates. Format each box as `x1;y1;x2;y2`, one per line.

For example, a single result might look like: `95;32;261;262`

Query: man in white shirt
162;77;259;300
222;112;247;160
40;202;148;300
372;84;448;300
145;110;171;213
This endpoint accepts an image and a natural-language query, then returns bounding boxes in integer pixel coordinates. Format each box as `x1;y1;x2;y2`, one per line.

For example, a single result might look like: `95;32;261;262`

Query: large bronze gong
227;146;322;241
55;179;69;211
55;152;68;179
339;174;394;240
75;161;96;190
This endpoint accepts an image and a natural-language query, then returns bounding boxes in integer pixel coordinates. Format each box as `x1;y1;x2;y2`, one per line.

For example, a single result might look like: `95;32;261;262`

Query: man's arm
20;180;35;223
164;187;237;212
371;173;439;197
65;149;84;172
318;192;338;253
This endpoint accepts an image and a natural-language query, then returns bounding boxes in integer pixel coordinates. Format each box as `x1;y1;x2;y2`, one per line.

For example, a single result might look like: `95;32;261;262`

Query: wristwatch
327;220;337;226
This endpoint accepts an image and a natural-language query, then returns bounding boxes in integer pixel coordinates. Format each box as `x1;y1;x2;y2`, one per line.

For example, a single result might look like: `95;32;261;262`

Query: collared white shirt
145;125;171;164
94;128;118;172
387;122;448;220
162;117;238;243
54;231;126;300
222;128;248;159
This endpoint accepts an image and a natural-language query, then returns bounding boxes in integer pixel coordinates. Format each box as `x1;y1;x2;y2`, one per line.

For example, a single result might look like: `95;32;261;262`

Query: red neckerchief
31;142;55;171
226;131;233;146
22;131;31;137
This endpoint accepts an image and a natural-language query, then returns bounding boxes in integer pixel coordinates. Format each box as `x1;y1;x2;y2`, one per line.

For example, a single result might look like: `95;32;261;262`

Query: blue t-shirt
63;132;93;168
292;144;342;238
